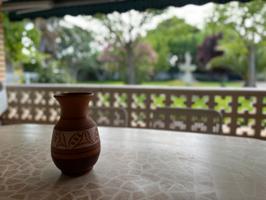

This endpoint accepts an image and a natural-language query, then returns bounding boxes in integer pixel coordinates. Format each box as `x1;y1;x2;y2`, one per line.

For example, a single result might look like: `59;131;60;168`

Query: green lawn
143;80;243;87
82;80;243;87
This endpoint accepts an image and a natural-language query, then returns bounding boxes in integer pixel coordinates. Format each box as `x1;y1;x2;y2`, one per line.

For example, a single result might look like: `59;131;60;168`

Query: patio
0;0;266;200
1;124;266;200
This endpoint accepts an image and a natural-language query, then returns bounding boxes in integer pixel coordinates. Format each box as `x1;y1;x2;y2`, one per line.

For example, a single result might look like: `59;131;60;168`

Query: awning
4;0;250;21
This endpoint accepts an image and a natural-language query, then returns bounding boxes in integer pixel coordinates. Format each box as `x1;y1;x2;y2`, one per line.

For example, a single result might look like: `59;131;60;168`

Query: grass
81;80;243;87
82;80;124;85
143;80;243;87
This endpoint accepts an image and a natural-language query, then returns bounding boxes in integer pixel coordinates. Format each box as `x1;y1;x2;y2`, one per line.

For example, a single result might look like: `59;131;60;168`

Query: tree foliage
4;1;266;86
4;16;99;83
145;17;201;73
3;14;42;71
96;10;158;84
99;42;157;82
196;33;224;68
56;23;100;80
205;0;266;86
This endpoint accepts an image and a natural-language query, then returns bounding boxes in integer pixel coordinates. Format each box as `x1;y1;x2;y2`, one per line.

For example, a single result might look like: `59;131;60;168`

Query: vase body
51;92;100;176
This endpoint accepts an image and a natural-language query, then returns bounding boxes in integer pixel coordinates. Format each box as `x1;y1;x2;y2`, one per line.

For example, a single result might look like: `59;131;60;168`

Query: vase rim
54;92;94;98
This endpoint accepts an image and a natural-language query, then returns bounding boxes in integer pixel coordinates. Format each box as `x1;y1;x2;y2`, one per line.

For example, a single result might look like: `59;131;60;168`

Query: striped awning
4;0;250;21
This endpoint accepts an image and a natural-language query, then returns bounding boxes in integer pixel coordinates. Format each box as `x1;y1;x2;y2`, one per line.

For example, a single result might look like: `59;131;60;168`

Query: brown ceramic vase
51;92;100;176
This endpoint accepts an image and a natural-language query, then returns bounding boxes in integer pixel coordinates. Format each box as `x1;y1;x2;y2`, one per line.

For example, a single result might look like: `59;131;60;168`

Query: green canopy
4;0;250;20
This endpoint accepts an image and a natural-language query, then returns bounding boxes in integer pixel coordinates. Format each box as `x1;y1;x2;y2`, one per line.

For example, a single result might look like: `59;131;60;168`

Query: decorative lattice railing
2;84;266;140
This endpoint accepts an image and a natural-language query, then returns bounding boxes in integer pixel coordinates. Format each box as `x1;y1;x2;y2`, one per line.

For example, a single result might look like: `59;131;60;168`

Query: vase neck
55;94;92;119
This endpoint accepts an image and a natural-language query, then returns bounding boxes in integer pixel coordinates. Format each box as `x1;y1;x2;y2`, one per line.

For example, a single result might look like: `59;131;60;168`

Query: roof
3;0;251;21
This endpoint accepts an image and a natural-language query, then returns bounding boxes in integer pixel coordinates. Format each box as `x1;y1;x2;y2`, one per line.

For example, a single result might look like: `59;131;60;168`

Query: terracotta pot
51;92;100;176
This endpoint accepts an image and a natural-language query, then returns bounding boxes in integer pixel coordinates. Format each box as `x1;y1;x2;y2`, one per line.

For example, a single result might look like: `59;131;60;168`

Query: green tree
3;16;72;83
56;25;99;81
96;10;158;84
3;14;43;79
145;17;201;73
35;18;99;82
205;0;266;87
4;15;100;83
98;42;157;82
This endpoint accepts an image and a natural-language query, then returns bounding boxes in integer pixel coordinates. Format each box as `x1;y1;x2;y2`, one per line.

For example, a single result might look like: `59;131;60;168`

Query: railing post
207;94;216;133
254;95;263;139
127;90;133;128
229;95;238;136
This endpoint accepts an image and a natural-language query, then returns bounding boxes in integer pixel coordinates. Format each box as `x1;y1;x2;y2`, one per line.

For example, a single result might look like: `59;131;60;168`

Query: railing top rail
5;83;266;93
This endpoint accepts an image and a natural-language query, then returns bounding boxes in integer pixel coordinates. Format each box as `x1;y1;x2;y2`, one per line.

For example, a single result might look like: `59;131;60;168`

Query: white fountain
178;52;197;86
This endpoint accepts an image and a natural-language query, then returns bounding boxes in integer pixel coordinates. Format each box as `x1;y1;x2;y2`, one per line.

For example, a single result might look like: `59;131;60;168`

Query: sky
64;3;215;30
62;3;215;50
166;3;214;29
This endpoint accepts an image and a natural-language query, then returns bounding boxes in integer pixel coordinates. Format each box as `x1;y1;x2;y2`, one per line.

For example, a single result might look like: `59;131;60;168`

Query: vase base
61;167;93;177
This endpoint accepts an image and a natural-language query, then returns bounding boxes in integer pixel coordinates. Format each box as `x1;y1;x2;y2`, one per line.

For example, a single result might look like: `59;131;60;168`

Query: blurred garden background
3;0;266;87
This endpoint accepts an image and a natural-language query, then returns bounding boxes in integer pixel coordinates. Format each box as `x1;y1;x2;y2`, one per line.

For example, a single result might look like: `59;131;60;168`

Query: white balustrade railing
2;84;266;140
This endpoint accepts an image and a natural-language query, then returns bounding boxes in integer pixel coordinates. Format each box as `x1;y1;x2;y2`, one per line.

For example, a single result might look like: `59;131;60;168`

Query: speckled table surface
0;124;266;200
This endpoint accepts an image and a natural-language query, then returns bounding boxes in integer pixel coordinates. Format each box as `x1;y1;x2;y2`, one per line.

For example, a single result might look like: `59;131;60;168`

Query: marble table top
0;124;266;200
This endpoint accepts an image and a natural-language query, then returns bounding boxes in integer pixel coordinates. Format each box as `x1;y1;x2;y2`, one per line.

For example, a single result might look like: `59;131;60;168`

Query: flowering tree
98;42;157;82
97;10;158;84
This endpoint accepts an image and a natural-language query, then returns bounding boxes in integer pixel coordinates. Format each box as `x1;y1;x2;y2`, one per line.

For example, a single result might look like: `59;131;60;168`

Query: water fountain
178;52;197;86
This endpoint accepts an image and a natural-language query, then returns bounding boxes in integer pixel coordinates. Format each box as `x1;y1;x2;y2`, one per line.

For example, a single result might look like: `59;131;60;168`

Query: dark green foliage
3;13;42;70
145;17;201;73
